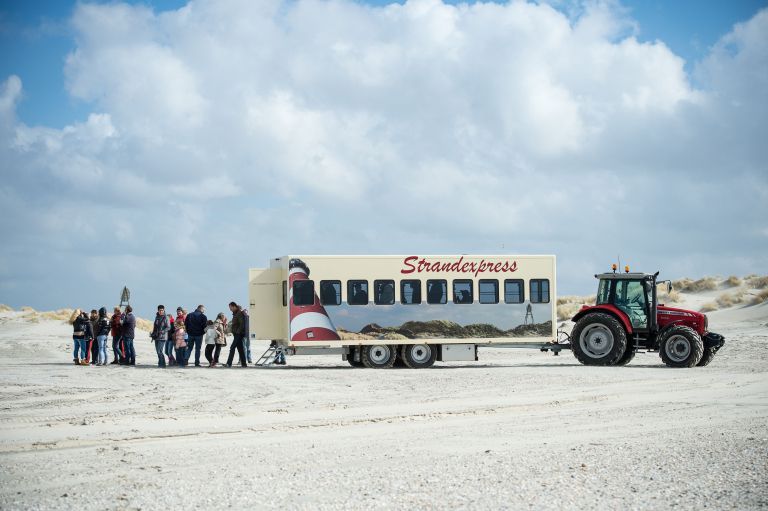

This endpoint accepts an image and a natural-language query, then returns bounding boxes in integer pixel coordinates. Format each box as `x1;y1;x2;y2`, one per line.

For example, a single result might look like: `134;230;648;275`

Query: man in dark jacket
89;309;99;365
121;306;136;366
226;302;247;367
184;305;207;367
110;307;123;364
150;305;170;367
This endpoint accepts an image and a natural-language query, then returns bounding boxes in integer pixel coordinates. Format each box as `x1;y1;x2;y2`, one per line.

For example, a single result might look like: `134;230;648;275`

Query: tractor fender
571;305;634;335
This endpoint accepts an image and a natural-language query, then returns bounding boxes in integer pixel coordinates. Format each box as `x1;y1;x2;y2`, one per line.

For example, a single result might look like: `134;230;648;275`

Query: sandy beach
0;295;766;510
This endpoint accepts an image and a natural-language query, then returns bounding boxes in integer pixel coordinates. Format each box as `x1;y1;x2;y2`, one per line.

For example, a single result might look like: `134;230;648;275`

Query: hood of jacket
98;307;107;317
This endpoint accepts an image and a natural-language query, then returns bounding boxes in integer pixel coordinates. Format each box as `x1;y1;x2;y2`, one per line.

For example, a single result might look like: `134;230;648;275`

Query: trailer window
530;279;550;303
504;279;524;303
374;280;395;305
400;280;422;304
453;280;473;304
479;279;499;304
319;280;341;306
293;280;315;306
426;280;447;304
282;281;287;307
347;280;369;305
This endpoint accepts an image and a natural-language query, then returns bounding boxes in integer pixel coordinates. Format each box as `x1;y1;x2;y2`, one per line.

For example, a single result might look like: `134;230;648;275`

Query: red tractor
569;268;725;367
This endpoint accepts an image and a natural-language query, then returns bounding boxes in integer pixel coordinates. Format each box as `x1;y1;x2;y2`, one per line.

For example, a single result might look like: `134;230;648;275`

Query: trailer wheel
614;347;636;366
570;313;627;366
362;345;397;369
347;348;364;368
401;344;437;369
696;347;716;367
659;326;703;368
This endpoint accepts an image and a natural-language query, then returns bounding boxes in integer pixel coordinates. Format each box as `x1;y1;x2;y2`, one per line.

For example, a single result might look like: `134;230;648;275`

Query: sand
0;298;767;510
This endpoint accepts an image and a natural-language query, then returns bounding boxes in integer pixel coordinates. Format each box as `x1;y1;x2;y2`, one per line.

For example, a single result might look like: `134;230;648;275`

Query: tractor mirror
667;282;673;294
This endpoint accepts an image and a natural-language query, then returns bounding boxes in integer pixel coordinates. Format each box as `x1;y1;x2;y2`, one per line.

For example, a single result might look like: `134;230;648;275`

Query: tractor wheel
570;313;628;366
614;347;636;366
696;347;716;367
659;326;704;368
347;348;364;368
401;344;437;369
362;345;397;369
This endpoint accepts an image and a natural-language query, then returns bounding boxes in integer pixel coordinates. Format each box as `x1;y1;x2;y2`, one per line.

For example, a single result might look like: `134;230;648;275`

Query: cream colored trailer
249;255;559;368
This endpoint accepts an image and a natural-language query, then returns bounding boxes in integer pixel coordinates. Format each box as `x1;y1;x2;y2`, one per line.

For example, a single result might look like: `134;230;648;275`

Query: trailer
248;255;560;367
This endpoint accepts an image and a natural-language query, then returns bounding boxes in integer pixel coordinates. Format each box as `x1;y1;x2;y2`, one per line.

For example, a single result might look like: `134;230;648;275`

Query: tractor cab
594;270;662;334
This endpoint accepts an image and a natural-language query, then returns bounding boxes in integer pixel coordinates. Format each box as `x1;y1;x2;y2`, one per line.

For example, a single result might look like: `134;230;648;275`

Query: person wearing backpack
96;307;111;366
150;305;171;367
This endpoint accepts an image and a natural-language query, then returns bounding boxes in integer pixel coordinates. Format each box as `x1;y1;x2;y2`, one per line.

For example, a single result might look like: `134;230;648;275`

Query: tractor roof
595;272;655;280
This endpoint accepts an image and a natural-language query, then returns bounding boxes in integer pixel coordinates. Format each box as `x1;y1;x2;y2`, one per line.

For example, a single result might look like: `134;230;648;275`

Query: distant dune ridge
1;274;766;328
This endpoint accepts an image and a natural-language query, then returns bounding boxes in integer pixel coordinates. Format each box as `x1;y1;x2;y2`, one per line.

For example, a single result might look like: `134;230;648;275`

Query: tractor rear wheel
570;313;628;366
659;326;703;368
696;347;716;367
615;347;636;366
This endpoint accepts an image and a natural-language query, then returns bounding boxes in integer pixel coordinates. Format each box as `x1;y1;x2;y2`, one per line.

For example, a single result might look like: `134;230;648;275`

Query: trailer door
249;268;286;340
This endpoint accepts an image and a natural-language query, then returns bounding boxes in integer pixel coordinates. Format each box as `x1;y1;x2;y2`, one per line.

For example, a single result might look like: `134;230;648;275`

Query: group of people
70;301;285;367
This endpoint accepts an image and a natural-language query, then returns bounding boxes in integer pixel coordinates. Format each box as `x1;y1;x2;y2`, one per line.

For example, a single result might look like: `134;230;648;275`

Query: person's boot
74;358;79;365
110;358;118;365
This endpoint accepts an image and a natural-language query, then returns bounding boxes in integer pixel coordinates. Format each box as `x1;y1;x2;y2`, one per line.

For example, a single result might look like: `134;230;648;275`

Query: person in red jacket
110;307;123;364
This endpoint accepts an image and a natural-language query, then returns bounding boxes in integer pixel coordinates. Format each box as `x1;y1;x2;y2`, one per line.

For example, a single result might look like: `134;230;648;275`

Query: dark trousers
185;335;203;365
112;336;122;361
90;339;98;363
123;337;135;365
226;336;247;367
154;340;166;367
205;344;222;364
175;346;187;367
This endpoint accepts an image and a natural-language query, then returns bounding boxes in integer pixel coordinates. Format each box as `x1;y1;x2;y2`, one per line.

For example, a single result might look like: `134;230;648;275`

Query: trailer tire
696;347;716;367
659;326;703;368
401;344;437;369
571;313;627;366
347;348;364;368
362;345;397;369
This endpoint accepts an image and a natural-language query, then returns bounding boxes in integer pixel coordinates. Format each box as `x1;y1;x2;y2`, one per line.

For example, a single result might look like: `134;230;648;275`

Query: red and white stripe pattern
289;266;340;342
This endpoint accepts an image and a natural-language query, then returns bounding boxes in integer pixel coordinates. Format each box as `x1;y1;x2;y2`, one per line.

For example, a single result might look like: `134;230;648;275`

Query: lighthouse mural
288;259;341;341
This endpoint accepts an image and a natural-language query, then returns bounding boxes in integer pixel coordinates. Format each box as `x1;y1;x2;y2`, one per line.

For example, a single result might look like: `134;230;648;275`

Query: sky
0;0;767;318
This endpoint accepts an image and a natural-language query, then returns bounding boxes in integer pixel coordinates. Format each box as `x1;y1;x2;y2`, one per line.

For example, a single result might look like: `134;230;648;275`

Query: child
203;320;218;367
174;321;187;367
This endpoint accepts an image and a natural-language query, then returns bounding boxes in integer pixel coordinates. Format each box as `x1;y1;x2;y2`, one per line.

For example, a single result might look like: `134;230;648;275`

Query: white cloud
0;0;766;314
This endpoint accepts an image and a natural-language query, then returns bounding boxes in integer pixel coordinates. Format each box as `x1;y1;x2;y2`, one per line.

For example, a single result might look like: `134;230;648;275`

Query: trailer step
254;345;281;367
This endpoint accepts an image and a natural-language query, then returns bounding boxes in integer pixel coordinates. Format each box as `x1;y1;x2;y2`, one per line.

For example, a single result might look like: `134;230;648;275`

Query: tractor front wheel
659;326;704;368
570;313;628;366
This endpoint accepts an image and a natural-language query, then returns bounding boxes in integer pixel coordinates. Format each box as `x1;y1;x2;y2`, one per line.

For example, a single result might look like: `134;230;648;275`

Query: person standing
226;302;247;367
89;309;99;365
174;320;187;367
110;307;123;364
121;305;136;366
96;307;110;366
150;305;170;367
165;314;176;365
184;305;207;367
72;309;92;365
204;314;227;367
242;307;252;364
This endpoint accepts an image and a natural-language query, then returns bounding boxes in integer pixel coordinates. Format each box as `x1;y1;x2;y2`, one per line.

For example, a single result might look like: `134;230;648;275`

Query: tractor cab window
614;279;648;329
596;279;611;305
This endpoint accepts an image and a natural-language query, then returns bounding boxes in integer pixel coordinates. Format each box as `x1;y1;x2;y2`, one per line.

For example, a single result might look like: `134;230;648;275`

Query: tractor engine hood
657;305;708;333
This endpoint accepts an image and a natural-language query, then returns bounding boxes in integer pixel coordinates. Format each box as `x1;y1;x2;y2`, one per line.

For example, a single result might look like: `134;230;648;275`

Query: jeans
74;338;87;360
175;346;187;367
97;335;108;365
123;337;135;365
72;337;79;359
185;335;203;365
244;335;252;363
154;340;166;367
164;339;175;361
227;336;247;367
112;336;122;361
